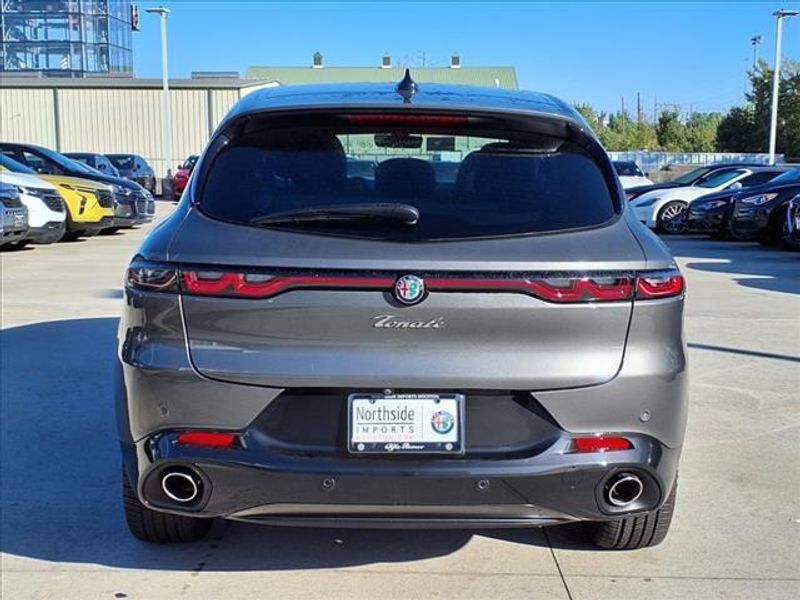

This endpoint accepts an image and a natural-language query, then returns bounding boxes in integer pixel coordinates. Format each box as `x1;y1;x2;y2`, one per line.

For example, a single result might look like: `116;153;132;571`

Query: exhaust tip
606;472;644;507
161;470;200;504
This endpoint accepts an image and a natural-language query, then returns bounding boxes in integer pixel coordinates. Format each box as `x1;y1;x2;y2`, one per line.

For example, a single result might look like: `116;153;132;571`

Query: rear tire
587;479;677;550
657;201;688;234
122;475;212;543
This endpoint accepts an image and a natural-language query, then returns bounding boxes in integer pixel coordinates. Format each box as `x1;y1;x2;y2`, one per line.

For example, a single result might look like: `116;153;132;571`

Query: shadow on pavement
0;318;573;571
665;236;800;295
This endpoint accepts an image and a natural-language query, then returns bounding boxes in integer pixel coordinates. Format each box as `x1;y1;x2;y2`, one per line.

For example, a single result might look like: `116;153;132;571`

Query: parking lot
1;202;798;600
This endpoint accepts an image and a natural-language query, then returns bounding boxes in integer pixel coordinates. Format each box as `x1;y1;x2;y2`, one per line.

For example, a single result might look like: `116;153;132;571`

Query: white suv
0;171;67;245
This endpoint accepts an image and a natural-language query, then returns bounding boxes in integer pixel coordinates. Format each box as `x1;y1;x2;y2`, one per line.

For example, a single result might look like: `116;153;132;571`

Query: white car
630;166;787;234
612;161;653;189
0;171;67;245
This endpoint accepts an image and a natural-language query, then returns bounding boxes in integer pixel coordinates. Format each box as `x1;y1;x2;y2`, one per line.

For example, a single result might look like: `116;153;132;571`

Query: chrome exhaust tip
161;470;200;503
606;473;644;507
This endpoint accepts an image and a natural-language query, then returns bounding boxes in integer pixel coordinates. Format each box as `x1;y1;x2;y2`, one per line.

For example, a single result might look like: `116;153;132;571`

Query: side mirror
644;172;650;177
729;182;743;191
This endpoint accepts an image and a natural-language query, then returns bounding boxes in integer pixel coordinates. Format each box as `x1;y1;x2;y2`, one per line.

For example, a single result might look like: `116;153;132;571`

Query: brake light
636;269;685;299
426;276;634;303
126;260;179;292
182;271;395;298
571;436;633;453
347;114;469;126
176;431;236;448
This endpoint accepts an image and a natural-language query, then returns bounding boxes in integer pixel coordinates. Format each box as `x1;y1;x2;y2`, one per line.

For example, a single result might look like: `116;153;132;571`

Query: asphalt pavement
1;203;798;599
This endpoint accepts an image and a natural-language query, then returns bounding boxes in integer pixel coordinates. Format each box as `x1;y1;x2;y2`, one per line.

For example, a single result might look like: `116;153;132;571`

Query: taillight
126;259;178;292
636;269;685;299
175;431;236;448
182;271;395;298
571;435;633;453
426;276;634;303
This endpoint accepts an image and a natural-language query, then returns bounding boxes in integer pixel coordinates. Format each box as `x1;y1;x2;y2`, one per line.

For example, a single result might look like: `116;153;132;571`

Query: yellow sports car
0;155;115;239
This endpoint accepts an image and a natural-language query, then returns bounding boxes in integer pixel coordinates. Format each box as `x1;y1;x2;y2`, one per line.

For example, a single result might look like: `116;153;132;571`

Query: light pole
146;6;172;180
768;9;799;165
751;35;762;70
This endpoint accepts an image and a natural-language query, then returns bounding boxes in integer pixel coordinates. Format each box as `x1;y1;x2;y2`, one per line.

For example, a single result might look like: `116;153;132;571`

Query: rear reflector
572;436;633;453
176;431;236;448
636;269;685;299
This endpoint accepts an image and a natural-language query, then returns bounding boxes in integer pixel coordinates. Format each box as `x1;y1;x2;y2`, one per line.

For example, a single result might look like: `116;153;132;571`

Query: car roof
227;81;585;124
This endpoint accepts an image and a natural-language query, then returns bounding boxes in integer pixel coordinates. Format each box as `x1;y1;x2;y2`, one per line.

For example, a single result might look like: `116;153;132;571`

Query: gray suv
117;74;687;549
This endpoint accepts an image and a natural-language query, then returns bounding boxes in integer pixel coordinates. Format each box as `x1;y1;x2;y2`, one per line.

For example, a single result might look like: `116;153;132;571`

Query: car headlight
16;185;48;198
112;183;132;196
741;193;778;206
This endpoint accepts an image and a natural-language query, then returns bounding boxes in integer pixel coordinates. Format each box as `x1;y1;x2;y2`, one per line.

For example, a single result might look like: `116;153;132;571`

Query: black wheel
587;479;677;550
657;201;688;234
122;475;212;543
62;231;83;241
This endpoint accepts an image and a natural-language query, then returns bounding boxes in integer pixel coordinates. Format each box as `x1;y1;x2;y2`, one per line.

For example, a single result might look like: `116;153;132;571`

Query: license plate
348;393;464;454
13;213;25;226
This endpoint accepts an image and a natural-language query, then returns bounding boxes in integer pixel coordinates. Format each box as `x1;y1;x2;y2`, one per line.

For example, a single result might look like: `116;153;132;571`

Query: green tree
685;112;723;152
656;109;686;151
717;59;800;156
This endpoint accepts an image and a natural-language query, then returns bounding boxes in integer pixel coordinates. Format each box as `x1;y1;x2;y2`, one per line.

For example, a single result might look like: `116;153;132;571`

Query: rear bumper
122;433;679;526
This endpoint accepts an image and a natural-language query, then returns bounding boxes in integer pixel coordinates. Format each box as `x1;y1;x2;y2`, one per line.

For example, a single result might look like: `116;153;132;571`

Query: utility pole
751;35;762;70
145;6;172;179
637;92;642;125
621;96;626;135
768;9;799;164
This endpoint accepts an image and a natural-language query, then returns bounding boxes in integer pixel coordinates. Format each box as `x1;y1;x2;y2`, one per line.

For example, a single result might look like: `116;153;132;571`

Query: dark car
106;154;157;195
63;152;121;177
173;155;198;198
785;194;800;249
729;167;800;245
625;162;768;201
0;143;154;228
687;168;799;238
118;77;687;550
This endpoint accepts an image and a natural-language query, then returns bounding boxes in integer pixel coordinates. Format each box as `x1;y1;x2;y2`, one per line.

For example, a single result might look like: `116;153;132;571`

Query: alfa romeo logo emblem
431;410;455;434
394;275;425;305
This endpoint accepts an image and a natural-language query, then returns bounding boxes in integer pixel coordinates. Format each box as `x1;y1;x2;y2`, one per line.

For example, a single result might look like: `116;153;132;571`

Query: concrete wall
0;81;277;178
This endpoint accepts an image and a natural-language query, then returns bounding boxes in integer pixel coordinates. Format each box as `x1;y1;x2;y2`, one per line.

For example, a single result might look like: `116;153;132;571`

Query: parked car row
626;162;800;250
0;143;155;249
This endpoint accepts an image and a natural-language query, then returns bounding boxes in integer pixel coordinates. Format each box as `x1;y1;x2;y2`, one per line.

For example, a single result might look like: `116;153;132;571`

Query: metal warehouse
0;56;517;179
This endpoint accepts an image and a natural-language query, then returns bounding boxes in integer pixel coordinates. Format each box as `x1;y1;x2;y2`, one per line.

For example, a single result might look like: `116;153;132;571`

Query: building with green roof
246;53;518;89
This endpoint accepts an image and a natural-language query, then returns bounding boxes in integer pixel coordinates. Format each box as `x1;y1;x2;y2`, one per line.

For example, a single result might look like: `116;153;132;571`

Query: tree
685;112;723;152
717;59;800;156
655;109;686;151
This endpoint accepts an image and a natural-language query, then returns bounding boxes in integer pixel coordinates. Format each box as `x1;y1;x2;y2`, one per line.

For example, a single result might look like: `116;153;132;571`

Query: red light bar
636;270;685;299
426;276;634;303
182;272;395;298
347;114;469;126
176;431;236;448
572;436;633;453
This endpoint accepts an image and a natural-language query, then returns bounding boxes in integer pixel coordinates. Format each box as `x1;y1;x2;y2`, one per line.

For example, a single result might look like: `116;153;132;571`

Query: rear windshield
108;155;135;169
199;114;616;240
613;161;644;177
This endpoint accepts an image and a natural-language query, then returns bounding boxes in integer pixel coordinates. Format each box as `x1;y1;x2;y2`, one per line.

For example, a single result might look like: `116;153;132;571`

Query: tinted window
108;155;135;170
0;153;37;174
697;169;745;189
199;114;616;240
768;168;800;184
613;161;644;177
672;167;711;185
738;171;782;187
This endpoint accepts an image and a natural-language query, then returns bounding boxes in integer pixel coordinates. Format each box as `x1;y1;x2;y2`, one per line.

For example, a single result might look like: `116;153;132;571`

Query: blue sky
133;1;800;115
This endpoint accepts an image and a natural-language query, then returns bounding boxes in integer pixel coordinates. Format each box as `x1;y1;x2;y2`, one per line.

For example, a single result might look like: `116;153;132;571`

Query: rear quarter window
198;114;617;241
